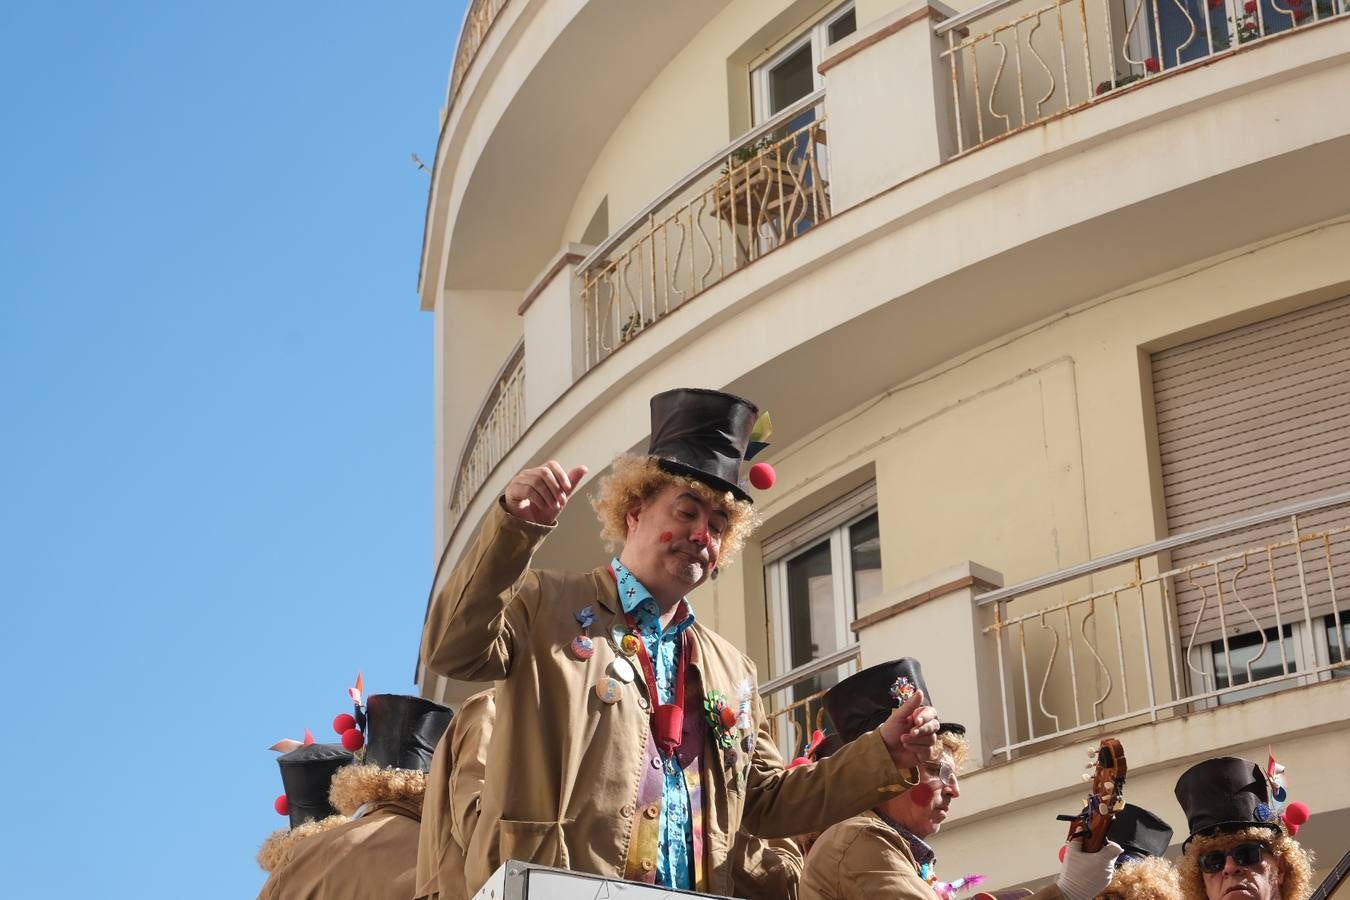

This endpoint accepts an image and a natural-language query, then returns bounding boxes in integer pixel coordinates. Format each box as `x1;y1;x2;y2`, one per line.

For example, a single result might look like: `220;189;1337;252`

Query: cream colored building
416;0;1350;892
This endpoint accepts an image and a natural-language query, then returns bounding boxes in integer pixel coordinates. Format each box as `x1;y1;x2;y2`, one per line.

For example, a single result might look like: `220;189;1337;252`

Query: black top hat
1109;804;1174;861
363;694;453;773
1174;757;1279;846
648;389;759;503
277;743;354;828
823;658;966;744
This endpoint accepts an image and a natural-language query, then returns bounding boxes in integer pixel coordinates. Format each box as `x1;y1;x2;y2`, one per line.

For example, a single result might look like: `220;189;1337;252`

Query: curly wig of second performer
1101;856;1182;900
938;731;971;772
591;455;760;564
1177;826;1313;900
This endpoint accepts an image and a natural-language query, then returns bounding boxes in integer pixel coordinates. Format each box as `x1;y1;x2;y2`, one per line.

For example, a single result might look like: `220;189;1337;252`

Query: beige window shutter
760;481;878;563
1151;295;1350;644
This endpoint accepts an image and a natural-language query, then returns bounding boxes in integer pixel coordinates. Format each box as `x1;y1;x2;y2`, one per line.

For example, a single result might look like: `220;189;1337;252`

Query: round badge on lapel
595;677;623;705
609;656;636;684
570;635;595;661
620;632;642;657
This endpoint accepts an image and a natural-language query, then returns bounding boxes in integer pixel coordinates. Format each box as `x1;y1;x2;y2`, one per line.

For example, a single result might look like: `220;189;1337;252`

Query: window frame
750;1;856;124
764;502;877;681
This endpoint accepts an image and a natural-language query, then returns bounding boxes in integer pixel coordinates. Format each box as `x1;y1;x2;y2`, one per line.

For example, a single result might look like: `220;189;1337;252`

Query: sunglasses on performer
1198;842;1269;874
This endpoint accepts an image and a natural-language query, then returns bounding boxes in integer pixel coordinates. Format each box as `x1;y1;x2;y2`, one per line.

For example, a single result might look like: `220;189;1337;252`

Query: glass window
1326;614;1350;678
827;8;857;44
751;2;854;123
784;537;838;676
849;513;883;609
767;43;814;117
1212;625;1297;704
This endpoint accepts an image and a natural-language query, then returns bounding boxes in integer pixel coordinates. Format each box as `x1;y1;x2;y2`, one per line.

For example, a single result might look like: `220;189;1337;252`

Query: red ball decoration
333;713;356;735
341;727;365;751
274;794;289;816
1283;801;1310;834
749;463;776;490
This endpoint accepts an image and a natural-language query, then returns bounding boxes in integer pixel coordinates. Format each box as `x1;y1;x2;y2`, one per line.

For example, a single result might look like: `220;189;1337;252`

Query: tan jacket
422;502;917;897
414;690;495;900
798;811;935;900
258;799;421;900
730;833;805;900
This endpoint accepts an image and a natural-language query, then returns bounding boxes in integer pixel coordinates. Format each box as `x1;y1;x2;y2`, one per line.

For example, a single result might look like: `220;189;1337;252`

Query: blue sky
1;2;465;895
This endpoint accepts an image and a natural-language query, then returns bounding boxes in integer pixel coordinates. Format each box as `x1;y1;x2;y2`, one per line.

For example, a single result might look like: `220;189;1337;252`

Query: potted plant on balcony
714;134;802;228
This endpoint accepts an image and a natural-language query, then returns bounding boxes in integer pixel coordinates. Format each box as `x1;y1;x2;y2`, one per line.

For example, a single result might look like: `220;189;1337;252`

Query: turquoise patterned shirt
611;558;698;889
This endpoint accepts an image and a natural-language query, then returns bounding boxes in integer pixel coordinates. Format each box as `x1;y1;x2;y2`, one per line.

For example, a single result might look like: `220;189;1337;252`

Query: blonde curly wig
591;455;759;564
1178;827;1314;900
940;732;971;772
1101;856;1182;900
327;763;427;818
256;815;348;872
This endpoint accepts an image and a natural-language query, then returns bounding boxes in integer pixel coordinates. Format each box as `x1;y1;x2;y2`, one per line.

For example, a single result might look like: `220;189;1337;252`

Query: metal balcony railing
936;0;1350;156
981;490;1350;759
447;339;526;525
579;91;831;372
759;644;861;758
448;0;511;111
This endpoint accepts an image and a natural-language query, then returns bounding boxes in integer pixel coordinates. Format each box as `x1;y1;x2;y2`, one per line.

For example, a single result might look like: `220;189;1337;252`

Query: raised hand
503;461;589;526
877;688;941;771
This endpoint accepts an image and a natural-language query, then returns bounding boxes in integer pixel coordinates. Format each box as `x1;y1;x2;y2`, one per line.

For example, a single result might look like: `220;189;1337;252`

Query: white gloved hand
1054;839;1123;900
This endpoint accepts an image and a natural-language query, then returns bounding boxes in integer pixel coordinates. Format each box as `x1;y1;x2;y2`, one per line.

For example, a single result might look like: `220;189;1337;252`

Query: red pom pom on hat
333;713;356;735
749;463;776;490
1282;801;1310;835
341;728;365;751
274;794;289;816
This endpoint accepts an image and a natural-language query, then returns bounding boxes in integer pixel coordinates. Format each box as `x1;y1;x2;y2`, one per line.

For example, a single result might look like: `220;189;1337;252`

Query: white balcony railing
579;91;830;372
447;340;526;525
936;0;1350;156
981;491;1350;760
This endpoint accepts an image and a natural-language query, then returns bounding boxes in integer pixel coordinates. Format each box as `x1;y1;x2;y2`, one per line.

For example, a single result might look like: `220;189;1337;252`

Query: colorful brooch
705;690;740;749
891;675;916;705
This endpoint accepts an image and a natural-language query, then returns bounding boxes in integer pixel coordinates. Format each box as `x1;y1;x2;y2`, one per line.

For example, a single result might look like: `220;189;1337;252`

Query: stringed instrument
1066;737;1128;852
970;738;1127;900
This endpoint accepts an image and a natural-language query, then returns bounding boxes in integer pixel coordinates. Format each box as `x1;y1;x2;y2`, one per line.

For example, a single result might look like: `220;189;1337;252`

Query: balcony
435;1;1350;564
940;0;1350;155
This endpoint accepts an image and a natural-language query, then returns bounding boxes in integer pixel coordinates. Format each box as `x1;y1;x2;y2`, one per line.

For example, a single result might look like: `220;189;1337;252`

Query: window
1323;614;1350;679
750;2;856;123
764;484;880;704
1209;625;1298;705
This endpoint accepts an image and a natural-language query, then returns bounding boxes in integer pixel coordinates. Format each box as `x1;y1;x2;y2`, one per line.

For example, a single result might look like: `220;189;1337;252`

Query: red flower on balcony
1144;57;1161;73
1207;0;1223;9
1243;0;1257;12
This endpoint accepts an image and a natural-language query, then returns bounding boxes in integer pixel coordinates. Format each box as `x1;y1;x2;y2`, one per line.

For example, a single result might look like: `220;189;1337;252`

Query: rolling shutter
1152;295;1350;643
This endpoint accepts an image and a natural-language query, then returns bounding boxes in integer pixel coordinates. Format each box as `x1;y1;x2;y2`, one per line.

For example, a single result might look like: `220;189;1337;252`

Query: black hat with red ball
274;741;354;828
648;388;777;503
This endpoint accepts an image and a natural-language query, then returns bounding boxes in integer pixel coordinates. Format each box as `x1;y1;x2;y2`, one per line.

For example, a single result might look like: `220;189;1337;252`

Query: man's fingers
568;465;589;489
537;466;565;506
546;460;573;494
893;688;924;722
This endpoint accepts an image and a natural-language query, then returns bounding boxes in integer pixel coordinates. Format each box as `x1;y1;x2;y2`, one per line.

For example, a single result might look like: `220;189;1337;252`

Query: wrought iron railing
449;0;511;109
579;92;830;372
760;644;861;758
981;491;1350;759
447;340;526;524
936;0;1349;156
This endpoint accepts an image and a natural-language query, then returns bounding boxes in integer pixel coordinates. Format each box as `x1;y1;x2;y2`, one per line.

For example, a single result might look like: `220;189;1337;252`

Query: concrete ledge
852;560;1002;631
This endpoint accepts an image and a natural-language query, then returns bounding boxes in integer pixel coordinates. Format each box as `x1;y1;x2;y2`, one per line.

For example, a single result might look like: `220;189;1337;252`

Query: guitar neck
1309;849;1350;900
